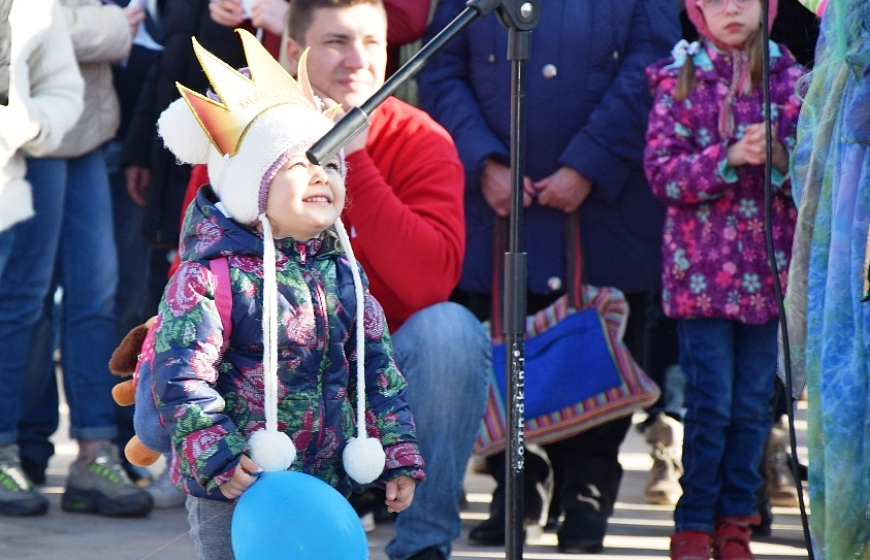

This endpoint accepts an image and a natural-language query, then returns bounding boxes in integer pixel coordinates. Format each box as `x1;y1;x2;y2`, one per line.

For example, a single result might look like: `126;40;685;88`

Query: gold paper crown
178;29;331;157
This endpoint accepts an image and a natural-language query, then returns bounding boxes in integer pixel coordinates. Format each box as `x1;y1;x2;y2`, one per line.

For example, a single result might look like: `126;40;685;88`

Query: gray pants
187;495;236;560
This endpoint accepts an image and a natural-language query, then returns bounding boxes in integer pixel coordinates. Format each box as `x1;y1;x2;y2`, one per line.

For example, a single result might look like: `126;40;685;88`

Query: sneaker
0;445;49;516
120;455;154;489
360;511;376;533
62;443;153;517
671;530;711;560
713;515;758;560
644;413;684;505
764;415;799;507
146;468;186;509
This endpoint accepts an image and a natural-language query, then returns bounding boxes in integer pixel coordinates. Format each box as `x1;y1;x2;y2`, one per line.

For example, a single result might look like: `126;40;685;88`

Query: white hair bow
671;39;701;62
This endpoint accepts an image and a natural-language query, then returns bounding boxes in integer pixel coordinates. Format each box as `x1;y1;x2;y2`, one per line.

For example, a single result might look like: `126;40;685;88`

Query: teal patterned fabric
786;2;870;558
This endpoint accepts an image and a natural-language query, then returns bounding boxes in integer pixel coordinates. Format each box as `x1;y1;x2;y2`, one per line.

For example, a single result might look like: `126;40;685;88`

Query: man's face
286;4;388;109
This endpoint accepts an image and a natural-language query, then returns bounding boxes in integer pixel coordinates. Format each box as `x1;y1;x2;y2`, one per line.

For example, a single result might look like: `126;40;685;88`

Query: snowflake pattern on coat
150;187;424;501
644;41;806;324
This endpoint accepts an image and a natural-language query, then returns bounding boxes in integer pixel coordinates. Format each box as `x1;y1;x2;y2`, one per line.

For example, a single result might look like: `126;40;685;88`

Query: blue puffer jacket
418;0;681;295
145;187;424;500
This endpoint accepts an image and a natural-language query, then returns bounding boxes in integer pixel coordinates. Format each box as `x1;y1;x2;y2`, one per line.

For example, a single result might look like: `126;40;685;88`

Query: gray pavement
0;406;811;560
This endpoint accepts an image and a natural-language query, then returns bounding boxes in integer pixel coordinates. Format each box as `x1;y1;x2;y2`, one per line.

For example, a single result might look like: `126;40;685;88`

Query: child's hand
726;123;788;173
219;455;263;499
727;123;766;167
384;475;416;513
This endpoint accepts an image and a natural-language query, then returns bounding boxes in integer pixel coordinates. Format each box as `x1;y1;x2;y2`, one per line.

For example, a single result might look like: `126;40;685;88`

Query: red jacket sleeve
342;99;464;329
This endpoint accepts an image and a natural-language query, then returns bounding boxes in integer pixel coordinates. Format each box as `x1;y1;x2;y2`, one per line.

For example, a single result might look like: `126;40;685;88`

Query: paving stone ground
0;402;811;560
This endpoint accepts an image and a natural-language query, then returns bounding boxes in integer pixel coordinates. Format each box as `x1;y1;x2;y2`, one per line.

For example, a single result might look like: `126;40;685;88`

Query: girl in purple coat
643;1;804;559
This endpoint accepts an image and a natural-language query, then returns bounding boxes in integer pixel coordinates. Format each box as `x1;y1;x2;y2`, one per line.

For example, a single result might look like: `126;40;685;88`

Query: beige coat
0;0;84;232
51;0;132;158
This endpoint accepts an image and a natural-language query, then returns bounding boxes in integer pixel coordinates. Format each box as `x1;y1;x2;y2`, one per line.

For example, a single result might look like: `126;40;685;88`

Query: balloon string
136;502;235;560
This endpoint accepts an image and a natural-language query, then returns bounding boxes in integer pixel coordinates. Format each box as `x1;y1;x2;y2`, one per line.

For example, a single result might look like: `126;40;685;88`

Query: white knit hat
156;29;385;484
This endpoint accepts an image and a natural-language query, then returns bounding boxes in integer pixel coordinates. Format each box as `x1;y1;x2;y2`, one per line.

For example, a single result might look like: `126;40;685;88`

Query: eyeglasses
696;0;756;15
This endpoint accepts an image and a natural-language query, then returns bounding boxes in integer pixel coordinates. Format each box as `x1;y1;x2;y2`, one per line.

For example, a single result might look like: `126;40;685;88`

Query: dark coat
418;0;681;296
122;0;248;250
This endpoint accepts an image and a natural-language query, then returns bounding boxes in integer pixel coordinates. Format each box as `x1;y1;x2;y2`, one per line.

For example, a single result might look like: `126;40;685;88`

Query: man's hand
384;475;416;513
219;455;262;500
123;2;146;37
250;0;289;36
125;165;150;207
480;159;534;217
209;0;247;28
534;166;592;214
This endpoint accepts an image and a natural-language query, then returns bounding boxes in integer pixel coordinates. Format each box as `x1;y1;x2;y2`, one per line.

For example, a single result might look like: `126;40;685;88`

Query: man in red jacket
284;2;490;560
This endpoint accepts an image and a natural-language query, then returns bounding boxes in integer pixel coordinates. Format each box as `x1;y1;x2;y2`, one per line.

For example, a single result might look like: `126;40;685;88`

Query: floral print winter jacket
148;187;424;500
644;42;805;324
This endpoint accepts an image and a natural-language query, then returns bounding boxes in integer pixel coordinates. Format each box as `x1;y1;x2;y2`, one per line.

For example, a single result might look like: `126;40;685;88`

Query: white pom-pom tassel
249;429;296;473
342;436;386;484
157;98;213;165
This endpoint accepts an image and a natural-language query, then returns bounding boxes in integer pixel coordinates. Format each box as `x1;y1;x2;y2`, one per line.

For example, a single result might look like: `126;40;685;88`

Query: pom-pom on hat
157;29;385;484
685;0;778;50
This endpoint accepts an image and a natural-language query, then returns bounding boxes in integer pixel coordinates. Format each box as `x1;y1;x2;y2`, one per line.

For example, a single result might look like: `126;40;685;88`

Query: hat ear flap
157;98;213;165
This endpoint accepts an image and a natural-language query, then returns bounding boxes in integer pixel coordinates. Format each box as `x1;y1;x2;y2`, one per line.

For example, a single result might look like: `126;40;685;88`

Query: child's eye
325;161;342;172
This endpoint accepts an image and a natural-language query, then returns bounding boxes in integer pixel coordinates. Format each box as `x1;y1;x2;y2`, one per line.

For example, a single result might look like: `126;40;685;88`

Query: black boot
468;452;549;546
557;504;607;553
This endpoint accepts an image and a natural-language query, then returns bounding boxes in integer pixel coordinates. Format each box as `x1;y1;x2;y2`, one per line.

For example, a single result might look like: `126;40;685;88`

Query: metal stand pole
306;2;541;558
503;21;530;560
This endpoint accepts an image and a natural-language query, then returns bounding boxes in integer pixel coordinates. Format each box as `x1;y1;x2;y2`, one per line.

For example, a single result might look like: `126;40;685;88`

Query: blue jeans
0;228;13;279
674;317;777;533
16;152;119;445
0;159;66;445
107;140;149;450
385;302;490;560
643;291;686;421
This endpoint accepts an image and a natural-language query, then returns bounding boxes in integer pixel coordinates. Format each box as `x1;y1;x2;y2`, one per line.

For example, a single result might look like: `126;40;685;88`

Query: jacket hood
178;185;343;264
646;39;792;93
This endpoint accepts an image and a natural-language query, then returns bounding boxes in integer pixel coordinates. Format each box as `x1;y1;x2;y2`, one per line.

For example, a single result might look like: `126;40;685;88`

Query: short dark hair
287;0;386;44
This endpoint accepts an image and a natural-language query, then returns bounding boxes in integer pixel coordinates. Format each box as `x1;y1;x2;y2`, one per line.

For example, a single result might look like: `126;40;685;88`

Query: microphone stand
307;1;540;558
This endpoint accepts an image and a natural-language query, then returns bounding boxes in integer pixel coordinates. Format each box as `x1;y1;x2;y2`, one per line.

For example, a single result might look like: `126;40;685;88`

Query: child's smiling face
264;152;345;240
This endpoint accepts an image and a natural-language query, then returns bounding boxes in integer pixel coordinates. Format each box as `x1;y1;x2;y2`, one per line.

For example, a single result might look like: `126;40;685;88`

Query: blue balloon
231;471;368;560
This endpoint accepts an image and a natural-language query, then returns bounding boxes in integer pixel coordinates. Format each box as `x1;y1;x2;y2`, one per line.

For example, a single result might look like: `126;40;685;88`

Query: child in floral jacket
643;1;804;559
139;30;423;558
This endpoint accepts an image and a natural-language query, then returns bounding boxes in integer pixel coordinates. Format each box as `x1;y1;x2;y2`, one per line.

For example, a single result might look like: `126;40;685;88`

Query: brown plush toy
108;316;162;467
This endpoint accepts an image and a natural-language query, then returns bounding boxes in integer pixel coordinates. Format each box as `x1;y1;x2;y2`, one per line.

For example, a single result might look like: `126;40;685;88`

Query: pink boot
670;530;712;560
713;514;760;560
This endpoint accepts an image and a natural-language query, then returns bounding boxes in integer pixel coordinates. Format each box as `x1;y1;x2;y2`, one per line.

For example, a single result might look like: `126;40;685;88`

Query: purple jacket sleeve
643;75;738;207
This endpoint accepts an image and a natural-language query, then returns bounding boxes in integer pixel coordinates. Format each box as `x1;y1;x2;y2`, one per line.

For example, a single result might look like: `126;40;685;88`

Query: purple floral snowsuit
644;42;805;324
